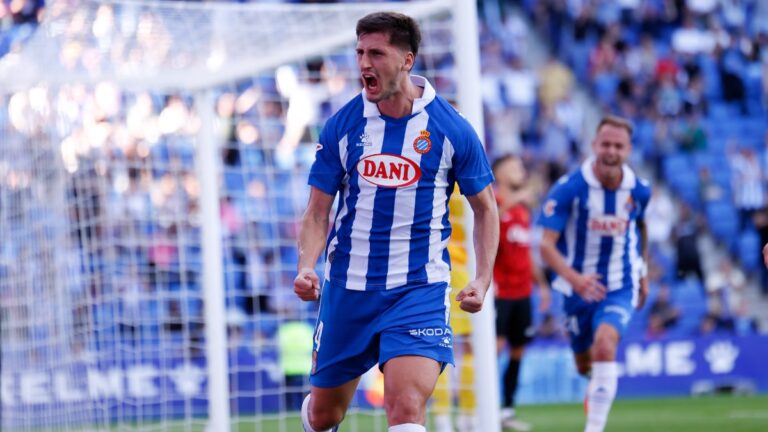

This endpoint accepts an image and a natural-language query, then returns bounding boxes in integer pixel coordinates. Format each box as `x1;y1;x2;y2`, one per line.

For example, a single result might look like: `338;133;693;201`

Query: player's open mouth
363;75;379;93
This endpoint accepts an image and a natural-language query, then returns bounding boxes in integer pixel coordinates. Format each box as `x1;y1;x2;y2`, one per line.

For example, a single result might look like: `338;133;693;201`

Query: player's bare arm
764;242;768;268
294;186;335;301
456;184;499;313
636;219;649;310
532;252;551;312
539;228;607;302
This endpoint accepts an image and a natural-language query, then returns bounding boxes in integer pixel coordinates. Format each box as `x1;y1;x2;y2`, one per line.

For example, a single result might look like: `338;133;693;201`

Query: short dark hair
596;114;634;136
356;11;421;56
492;154;520;175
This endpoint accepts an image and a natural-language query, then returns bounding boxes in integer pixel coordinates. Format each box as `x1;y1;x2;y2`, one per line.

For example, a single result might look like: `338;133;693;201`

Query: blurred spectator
553;92;585;154
733;308;760;335
481;38;512;155
673;203;705;284
698;166;726;204
589;33;618;78
277;319;314;412
247;246;275;314
626;34;659;82
227;307;248;349
719;35;748;113
648;118;678;177
729;147;764;230
698;313;733;336
655;74;683;117
682;75;708;114
645;186;677;256
539;105;573;167
646;284;680;339
538;54;574;111
677;111;707;152
671;13;716;55
164;300;184;333
706;256;747;324
0;0;44;56
499;55;538;155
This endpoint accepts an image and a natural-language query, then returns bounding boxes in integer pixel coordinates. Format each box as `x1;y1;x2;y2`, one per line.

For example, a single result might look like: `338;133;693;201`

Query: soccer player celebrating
538;115;651;432
293;11;498;432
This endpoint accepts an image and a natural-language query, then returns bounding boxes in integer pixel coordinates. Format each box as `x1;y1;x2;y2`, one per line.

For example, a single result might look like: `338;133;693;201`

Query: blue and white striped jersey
309;76;493;291
537;157;652;296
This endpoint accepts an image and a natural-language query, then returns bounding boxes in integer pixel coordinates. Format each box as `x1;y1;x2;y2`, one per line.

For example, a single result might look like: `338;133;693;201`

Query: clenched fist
294;267;320;301
455;280;488;313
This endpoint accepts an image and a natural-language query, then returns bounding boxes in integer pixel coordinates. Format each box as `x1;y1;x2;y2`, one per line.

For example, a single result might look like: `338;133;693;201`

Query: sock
500;406;516;420
457;353;476;414
433;414;453;432
457;414;478;431
584;362;618;432
388;424;426;432
503;358;521;408
301;394;335;432
432;365;452;416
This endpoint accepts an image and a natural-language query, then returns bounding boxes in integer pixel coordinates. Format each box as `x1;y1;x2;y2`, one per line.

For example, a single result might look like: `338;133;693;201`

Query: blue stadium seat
705;200;739;245
708;102;738;121
662;153;692;181
663;153;700;207
592;72;619;107
698;55;722;99
671;279;705;306
737;228;761;272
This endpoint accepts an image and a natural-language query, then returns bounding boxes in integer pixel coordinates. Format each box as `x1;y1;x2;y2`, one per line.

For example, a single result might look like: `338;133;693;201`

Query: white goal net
0;0;495;431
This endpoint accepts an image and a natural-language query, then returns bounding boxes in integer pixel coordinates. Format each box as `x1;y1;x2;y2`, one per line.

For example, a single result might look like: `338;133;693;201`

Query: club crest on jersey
413;130;432;154
543;199;557;217
357;153;421;188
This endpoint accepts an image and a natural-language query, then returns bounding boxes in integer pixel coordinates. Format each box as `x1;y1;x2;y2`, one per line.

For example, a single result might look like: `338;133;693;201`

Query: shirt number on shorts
314;321;324;352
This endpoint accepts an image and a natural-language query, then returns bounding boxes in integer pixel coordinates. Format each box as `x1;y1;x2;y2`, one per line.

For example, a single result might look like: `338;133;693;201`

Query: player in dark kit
492;155;550;431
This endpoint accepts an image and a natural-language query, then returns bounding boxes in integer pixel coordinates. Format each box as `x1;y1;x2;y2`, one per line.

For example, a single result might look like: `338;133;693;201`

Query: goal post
0;1;499;431
452;2;502;431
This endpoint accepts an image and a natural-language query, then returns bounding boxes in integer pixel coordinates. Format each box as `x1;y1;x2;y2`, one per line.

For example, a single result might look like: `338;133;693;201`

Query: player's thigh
591;291;633;360
495;299;514;342
309;377;361;420
591;323;621;360
382;356;441;419
507;298;534;348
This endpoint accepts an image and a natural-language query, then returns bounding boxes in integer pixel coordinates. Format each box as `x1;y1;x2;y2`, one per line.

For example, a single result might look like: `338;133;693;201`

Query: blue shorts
309;281;454;388
563;288;634;354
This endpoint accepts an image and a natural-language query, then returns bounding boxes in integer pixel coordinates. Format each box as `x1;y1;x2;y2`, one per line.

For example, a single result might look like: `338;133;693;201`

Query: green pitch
217;395;768;432
517;395;768;432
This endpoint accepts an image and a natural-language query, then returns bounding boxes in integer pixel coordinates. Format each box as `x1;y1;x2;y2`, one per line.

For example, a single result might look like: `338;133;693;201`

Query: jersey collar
362;74;436;118
581;156;636;190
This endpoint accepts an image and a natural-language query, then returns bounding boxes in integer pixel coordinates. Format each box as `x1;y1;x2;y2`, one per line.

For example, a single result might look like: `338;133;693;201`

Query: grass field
227;395;768;432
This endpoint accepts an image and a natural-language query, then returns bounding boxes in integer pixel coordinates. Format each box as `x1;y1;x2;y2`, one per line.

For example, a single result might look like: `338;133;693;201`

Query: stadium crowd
509;0;767;338
0;0;766;414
